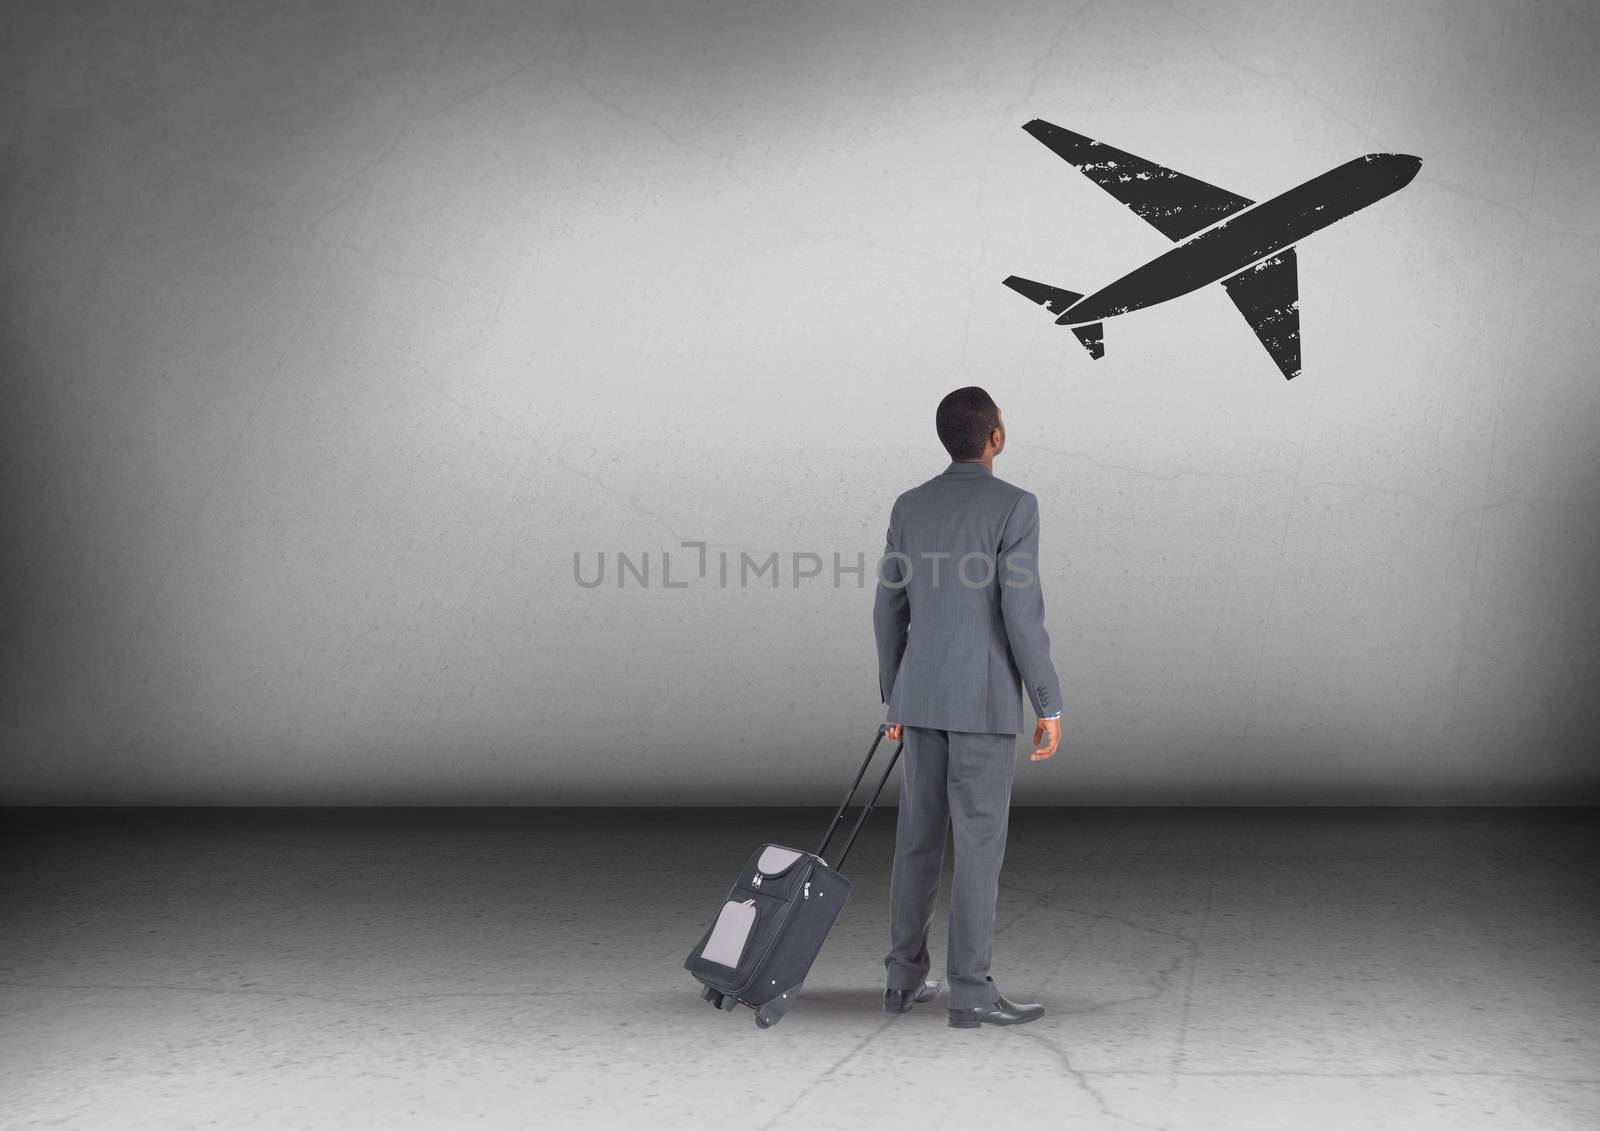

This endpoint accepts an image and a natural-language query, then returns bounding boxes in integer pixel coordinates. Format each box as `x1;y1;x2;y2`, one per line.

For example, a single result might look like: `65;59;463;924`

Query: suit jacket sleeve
872;497;910;705
999;491;1063;719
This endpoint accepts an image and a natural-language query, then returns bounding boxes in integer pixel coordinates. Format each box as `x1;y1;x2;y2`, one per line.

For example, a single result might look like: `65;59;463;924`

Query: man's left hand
1031;718;1061;761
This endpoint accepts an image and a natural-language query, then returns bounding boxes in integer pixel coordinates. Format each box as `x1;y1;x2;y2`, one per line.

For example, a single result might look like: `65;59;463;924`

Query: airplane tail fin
1070;322;1104;360
1003;274;1080;315
1002;275;1105;361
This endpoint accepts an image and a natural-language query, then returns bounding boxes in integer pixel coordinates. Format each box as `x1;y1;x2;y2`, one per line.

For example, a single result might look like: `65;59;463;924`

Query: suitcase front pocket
700;899;758;969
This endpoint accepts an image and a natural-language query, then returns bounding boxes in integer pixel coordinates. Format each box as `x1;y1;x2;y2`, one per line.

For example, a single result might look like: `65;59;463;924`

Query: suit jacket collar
942;461;992;477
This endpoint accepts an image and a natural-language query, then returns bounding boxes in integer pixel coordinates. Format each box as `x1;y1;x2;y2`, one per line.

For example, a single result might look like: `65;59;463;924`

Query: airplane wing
1220;250;1302;380
1023;119;1254;242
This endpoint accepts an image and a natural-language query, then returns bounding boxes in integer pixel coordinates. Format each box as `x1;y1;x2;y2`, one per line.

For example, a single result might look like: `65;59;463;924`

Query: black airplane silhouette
1003;120;1422;379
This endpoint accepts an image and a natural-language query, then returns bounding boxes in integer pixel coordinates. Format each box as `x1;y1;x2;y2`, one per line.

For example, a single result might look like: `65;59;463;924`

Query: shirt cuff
1041;712;1061;720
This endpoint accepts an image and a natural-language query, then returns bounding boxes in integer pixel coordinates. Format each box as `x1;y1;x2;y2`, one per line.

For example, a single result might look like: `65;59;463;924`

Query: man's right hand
884;723;903;742
1031;718;1061;761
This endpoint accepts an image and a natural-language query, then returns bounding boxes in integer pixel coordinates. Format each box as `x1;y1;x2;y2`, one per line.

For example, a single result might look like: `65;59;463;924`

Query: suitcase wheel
753;983;802;1029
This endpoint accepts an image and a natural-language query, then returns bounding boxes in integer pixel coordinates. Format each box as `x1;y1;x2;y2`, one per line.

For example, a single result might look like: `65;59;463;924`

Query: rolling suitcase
683;724;905;1028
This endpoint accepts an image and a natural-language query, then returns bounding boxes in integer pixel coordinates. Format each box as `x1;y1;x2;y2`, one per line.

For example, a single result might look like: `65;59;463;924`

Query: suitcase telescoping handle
815;724;905;873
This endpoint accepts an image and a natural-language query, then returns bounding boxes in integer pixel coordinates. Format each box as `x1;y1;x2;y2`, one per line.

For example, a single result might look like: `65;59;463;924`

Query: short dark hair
935;386;1000;461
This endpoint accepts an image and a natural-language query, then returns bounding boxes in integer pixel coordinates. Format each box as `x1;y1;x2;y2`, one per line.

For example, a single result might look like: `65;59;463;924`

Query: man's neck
961;454;995;473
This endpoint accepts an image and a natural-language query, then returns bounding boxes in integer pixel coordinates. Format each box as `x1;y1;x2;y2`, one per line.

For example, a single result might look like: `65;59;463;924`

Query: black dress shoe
883;980;942;1013
947;991;1045;1028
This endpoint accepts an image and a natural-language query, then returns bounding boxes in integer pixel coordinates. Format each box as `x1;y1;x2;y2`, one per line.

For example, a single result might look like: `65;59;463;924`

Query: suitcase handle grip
815;726;904;873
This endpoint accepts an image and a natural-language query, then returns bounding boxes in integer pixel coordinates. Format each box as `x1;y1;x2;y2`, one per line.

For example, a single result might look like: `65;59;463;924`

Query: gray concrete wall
4;0;1597;804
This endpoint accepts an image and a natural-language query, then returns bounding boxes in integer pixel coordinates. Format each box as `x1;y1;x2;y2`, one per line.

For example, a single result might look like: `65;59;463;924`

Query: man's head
935;386;1005;462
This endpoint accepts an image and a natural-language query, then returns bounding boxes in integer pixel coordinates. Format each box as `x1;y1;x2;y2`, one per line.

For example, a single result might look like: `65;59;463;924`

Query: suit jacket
872;461;1063;736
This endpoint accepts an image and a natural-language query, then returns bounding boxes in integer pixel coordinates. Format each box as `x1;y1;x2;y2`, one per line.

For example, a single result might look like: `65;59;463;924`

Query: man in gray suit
873;386;1063;1029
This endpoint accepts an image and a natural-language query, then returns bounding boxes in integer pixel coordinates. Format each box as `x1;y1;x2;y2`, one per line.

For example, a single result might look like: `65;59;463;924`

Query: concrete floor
1;808;1596;1130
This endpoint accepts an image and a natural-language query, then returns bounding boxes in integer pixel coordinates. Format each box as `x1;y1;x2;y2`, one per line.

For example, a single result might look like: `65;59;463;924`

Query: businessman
873;386;1063;1030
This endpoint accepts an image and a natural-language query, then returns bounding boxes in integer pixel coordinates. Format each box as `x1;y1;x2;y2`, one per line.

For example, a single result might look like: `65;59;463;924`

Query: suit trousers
883;725;1018;1009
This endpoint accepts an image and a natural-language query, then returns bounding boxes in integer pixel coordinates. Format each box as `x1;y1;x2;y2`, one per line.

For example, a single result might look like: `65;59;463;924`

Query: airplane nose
1393;153;1423;182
